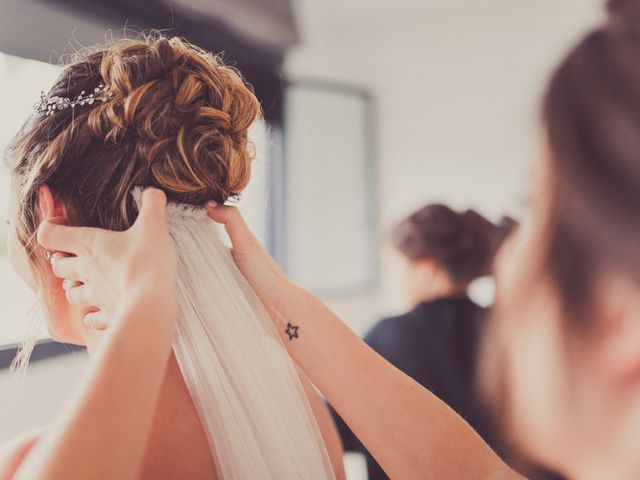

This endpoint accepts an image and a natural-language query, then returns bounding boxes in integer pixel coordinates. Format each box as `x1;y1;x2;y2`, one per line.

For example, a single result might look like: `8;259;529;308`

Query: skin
394;252;467;307
0;186;345;480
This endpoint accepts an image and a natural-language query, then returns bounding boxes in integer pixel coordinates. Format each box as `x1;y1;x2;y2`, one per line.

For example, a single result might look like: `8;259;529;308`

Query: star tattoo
285;322;300;341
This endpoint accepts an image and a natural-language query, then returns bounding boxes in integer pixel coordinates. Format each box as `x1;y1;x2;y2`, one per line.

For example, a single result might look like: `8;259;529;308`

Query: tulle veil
134;190;336;479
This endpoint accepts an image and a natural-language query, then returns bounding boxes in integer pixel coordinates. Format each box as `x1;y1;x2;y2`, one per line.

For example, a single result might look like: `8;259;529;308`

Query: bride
0;35;345;479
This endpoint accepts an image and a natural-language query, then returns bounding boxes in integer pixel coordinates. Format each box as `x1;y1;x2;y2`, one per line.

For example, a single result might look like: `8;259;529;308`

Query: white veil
134;191;336;479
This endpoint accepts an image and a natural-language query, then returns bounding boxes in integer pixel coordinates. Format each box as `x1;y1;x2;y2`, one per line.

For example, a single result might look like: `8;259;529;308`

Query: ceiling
292;0;604;30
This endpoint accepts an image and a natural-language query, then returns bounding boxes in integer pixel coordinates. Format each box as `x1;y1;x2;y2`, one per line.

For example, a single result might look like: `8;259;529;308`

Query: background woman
334;204;504;479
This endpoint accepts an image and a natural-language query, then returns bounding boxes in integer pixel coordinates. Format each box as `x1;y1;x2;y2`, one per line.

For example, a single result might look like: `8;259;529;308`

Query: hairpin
34;83;114;116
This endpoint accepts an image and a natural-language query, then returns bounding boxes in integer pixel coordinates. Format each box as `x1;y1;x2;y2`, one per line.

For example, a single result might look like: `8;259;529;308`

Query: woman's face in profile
490;154;580;471
492;207;574;470
491;154;627;475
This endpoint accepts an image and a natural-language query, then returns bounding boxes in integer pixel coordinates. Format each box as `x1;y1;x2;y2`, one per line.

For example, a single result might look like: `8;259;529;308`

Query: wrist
116;289;177;335
266;283;315;332
266;276;304;309
127;281;176;310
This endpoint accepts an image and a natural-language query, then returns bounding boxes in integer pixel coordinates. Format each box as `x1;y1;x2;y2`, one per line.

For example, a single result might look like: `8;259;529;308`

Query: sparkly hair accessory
34;83;113;116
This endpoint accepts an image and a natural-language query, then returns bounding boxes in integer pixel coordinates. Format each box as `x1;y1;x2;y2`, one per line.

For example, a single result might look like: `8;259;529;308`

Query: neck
83;327;216;479
410;276;467;307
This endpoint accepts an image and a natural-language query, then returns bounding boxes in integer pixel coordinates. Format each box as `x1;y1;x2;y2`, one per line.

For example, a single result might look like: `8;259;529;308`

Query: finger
50;252;82;281
205;204;252;248
83;311;109;330
135;187;168;228
62;279;83;291
64;284;95;308
37;221;94;255
205;202;234;225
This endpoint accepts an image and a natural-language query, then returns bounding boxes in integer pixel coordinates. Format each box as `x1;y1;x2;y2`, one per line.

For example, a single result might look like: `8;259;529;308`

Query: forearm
14;299;175;480
266;287;519;480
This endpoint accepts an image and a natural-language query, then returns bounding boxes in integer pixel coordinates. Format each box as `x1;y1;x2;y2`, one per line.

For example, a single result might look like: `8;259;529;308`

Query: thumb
205;204;253;250
136;187;168;227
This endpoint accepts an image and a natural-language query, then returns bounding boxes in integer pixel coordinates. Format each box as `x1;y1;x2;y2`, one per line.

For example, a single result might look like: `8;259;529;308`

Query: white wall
286;0;604;330
0;353;88;442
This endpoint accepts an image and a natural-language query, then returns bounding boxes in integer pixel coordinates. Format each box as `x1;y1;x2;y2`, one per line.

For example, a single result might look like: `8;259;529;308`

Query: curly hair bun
391;204;500;285
9;34;261;235
92;36;261;203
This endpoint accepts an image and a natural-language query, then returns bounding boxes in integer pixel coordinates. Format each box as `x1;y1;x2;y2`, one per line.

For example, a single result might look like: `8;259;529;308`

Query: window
282;82;377;296
0;52;61;347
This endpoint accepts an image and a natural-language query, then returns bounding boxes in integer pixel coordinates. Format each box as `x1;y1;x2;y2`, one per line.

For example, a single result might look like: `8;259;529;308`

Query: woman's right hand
37;188;177;334
205;203;294;307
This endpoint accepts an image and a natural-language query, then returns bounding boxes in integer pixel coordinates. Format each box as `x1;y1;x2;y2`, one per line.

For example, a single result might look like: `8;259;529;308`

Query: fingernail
83;312;107;330
206;200;218;208
82;314;93;328
43;249;52;261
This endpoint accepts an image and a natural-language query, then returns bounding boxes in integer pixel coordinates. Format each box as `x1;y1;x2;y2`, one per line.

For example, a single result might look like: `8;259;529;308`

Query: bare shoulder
0;428;46;480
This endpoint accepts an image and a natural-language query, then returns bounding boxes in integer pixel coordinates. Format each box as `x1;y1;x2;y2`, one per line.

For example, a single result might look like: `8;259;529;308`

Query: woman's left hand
37;187;177;331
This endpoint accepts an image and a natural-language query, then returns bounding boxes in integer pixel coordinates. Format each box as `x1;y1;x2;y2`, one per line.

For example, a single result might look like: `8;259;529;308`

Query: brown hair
542;0;640;320
391;204;501;286
7;34;260;266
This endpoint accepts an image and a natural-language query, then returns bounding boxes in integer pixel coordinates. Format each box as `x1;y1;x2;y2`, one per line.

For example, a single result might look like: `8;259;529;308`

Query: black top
331;296;495;480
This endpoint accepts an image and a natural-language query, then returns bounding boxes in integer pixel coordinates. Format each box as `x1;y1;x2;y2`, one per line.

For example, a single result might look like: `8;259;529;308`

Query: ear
593;271;640;383
37;185;67;223
414;258;438;277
